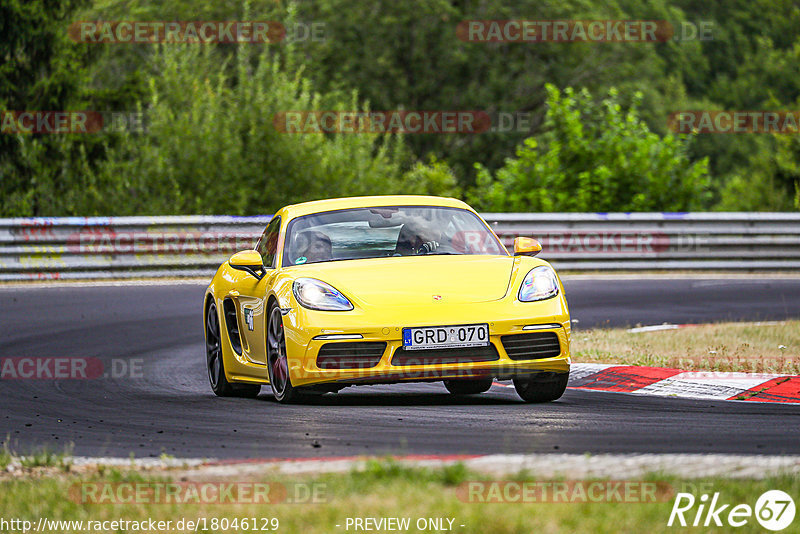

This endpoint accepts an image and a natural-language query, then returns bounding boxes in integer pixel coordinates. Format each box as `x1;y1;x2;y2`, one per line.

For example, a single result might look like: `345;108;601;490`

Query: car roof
277;195;473;220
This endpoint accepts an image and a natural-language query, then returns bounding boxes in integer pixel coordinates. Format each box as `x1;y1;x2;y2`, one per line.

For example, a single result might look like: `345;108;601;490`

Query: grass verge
572;320;799;374
1;439;73;473
0;444;12;470
0;460;797;533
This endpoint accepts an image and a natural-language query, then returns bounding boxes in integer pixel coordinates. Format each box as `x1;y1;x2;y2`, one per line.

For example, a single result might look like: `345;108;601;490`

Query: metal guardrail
1;213;799;280
486;212;800;271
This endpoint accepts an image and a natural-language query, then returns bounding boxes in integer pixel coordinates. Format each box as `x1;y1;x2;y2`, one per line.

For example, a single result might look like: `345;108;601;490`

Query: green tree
4;0;800;215
80;45;411;215
0;0;95;216
468;85;710;212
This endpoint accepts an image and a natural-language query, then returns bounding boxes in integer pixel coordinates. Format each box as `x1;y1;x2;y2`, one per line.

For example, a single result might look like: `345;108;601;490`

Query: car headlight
518;266;559;302
292;278;354;311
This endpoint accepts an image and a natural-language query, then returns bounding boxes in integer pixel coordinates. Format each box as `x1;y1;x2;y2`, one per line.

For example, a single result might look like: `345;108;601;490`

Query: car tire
266;303;304;403
206;301;261;398
443;378;493;395
513;372;569;403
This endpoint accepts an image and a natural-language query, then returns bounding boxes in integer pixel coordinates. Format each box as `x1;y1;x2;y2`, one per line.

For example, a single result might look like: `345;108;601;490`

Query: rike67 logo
668;490;795;531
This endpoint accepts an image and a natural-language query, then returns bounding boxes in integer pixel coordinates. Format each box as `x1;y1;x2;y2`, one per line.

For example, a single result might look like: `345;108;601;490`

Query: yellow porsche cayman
204;196;571;403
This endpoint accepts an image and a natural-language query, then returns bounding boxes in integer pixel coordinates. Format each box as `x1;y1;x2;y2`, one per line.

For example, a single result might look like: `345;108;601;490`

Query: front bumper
283;298;571;387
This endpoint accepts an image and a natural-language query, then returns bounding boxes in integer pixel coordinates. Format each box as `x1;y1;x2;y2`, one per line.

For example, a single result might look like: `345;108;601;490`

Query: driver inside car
395;220;443;255
299;231;333;263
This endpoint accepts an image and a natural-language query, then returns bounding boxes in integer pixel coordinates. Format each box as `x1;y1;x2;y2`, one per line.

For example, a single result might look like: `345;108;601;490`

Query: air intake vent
391;345;499;366
317;342;387;369
222;298;242;355
501;332;561;360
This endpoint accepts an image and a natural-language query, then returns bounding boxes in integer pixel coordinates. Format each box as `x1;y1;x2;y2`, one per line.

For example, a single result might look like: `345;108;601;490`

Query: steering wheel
415;241;460;255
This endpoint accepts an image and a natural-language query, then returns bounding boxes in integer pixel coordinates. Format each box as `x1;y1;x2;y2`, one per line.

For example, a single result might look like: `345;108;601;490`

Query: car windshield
282;206;507;266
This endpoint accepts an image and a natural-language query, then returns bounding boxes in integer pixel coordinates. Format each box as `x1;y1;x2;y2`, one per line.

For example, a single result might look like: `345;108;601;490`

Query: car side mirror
229;250;265;280
513;237;542;257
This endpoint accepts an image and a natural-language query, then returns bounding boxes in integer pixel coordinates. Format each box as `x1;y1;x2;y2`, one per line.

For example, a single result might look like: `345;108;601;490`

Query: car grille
501;332;561;360
316;342;387;369
391;345;499;366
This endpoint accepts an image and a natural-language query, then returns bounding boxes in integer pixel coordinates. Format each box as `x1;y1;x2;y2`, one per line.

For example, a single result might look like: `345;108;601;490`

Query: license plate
402;323;489;351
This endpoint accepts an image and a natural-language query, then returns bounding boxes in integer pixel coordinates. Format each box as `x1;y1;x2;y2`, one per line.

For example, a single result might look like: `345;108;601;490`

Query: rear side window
257;216;281;268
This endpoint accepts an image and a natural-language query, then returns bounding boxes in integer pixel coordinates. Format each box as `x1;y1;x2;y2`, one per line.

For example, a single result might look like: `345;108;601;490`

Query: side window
257;216;281;268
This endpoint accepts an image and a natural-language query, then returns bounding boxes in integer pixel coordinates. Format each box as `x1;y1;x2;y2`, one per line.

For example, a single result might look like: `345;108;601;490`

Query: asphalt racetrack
1;277;799;459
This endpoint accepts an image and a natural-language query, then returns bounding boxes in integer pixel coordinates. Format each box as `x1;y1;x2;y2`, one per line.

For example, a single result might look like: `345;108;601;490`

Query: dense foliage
1;0;798;215
468;85;710;212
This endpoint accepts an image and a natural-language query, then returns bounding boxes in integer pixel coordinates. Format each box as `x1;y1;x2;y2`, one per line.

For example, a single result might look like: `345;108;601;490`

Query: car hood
291;255;515;306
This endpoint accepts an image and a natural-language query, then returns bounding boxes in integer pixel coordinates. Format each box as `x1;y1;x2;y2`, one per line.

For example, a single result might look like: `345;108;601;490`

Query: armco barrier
0;213;799;280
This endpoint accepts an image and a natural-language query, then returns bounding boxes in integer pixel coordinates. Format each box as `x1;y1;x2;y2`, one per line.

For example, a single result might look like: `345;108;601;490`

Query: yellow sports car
204;195;571;403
